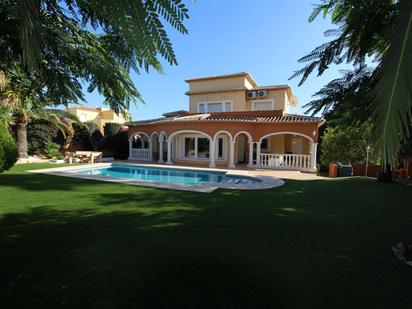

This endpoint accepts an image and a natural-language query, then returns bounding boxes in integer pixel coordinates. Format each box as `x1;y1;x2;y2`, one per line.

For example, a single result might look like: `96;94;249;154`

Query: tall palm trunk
16;113;29;159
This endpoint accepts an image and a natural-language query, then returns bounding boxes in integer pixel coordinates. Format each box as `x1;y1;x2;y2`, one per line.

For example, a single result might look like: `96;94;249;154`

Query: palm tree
1;0;190;162
1;66;79;160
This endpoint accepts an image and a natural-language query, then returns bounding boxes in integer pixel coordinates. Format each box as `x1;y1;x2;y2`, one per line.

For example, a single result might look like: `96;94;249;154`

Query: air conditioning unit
246;91;257;100
257;90;268;98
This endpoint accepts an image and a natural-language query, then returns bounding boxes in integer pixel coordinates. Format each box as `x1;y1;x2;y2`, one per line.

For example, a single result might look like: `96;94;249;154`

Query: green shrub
103;129;129;159
70;122;128;158
0;121;18;173
27;119;59;154
70;123;92;148
320;121;380;165
43;142;64;159
70;122;104;150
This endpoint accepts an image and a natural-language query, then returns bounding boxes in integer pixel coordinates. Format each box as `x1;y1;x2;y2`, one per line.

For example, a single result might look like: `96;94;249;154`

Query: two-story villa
127;72;324;171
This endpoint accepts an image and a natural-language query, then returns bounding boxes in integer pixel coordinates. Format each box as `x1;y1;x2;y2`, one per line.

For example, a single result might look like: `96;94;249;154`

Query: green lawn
0;163;411;308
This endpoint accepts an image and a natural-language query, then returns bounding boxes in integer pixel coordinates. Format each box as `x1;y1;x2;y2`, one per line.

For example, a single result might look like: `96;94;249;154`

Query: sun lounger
75;151;103;164
64;152;80;164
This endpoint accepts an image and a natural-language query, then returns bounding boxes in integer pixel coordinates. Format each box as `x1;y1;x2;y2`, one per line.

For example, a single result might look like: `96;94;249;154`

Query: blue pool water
71;164;260;186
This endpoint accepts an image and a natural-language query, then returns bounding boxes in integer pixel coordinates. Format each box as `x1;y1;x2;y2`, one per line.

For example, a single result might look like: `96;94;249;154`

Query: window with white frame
181;135;210;160
252;100;274;111
179;134;228;160
197;101;232;113
184;138;196;157
197;138;209;158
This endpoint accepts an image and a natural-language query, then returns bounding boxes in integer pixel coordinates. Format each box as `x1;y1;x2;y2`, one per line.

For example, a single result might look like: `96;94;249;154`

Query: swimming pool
71;164;260;185
32;163;284;192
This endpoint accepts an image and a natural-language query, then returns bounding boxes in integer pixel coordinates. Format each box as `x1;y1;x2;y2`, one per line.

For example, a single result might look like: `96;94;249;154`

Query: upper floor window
79;113;88;122
198;101;232;113
252;100;274;111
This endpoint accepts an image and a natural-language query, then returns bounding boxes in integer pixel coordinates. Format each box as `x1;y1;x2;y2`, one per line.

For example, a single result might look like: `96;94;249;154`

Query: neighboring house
127;72;324;171
67;106;130;133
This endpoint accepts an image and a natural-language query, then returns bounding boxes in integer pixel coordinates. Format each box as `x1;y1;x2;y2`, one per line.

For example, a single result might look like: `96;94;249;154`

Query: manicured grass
0;163;411;308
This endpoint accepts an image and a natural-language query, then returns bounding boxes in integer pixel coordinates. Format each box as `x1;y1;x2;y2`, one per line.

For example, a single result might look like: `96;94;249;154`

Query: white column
166;139;173;165
149;138;153;161
158;137;164;163
256;141;262;167
310;142;318;170
247;141;254;168
209;139;216;168
228;141;236;168
128;140;133;160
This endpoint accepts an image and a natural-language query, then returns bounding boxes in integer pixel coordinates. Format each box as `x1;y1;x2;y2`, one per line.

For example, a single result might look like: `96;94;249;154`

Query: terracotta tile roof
162;110;189;118
128;110;323;126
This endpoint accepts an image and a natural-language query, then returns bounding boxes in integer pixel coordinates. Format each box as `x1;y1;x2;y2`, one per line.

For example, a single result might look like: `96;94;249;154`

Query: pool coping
29;162;285;193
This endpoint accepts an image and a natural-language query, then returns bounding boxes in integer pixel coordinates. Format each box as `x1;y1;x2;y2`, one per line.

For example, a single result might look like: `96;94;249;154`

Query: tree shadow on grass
0;206;297;309
0;173;103;192
2;172;412;308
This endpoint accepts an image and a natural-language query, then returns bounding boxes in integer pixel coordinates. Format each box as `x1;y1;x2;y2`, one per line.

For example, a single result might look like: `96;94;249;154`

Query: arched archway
129;132;152;161
233;131;253;167
258;131;313;156
212;130;233;165
150;132;160;161
213;130;233;142
167;130;213;142
233;131;252;143
158;132;168;163
259;131;314;144
159;131;168;142
129;131;150;141
166;130;214;166
256;132;315;170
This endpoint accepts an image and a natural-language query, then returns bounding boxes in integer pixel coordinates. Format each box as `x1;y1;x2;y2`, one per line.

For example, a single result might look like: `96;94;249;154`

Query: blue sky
76;0;351;120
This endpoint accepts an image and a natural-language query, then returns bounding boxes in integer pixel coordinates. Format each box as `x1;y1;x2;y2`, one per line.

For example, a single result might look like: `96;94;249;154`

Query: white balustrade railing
260;153;312;170
131;148;151;161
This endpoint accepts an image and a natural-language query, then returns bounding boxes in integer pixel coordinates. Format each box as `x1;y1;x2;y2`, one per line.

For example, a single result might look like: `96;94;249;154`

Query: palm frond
47;108;82;124
32;109;77;138
373;0;412;166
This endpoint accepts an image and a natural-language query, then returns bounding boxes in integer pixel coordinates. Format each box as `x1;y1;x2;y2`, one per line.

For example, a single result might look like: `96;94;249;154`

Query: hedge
0;120;17;173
